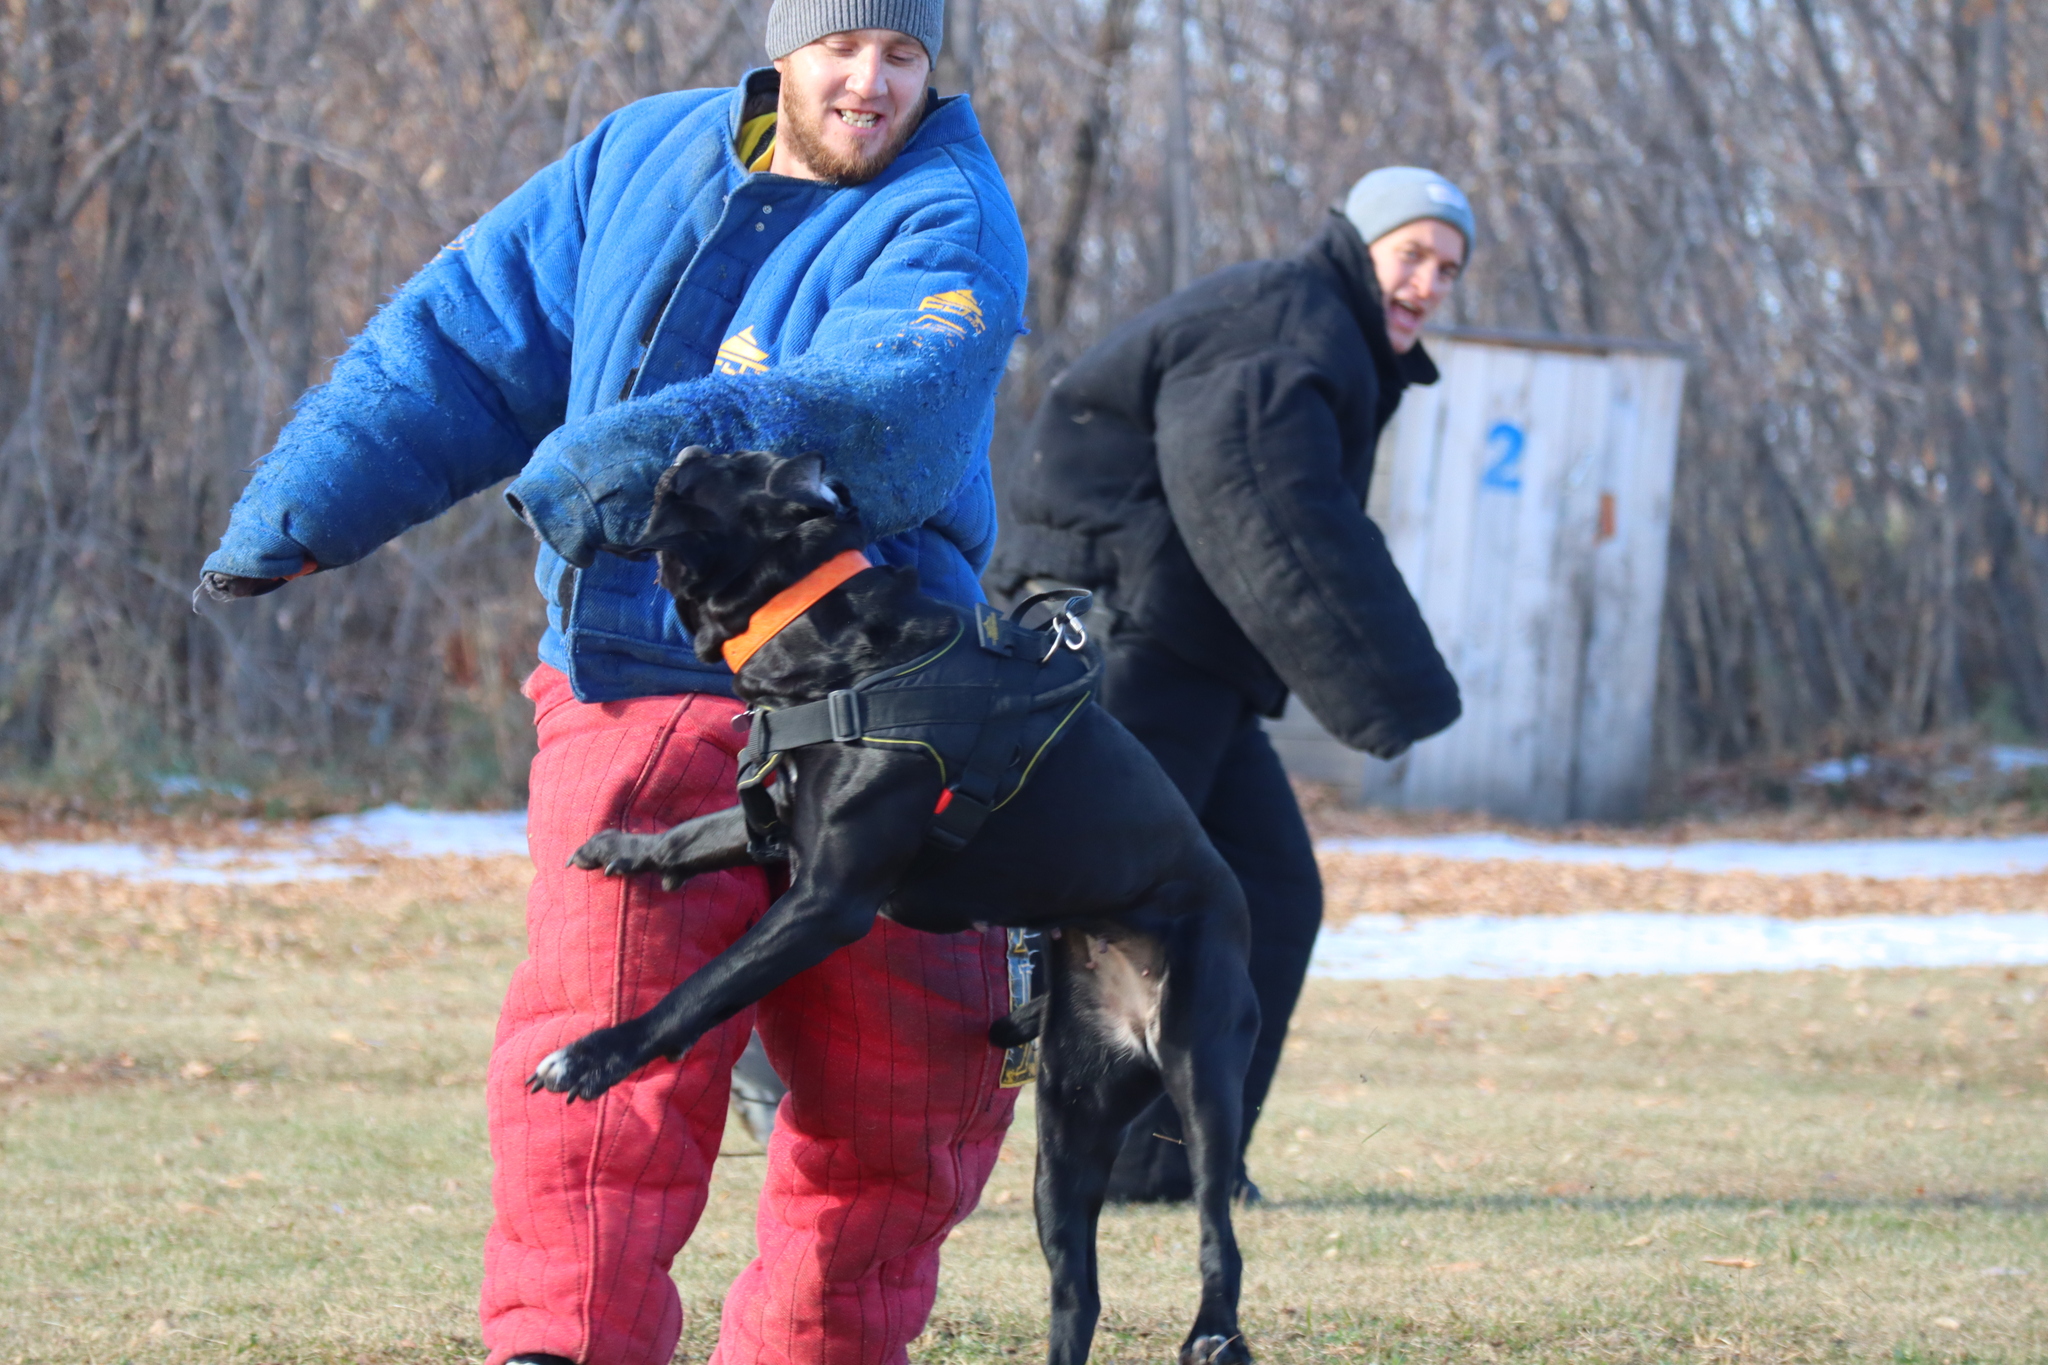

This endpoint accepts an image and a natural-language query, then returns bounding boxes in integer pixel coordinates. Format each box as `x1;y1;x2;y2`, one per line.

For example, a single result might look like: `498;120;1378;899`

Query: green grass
2;863;2045;1363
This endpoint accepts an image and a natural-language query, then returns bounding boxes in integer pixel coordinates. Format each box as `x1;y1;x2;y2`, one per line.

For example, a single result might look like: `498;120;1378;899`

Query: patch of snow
308;804;529;859
1798;747;2048;785
1800;756;1872;784
0;805;526;885
1309;911;2048;981
0;843;364;885
1320;833;2048;879
152;774;253;801
11;814;2048;988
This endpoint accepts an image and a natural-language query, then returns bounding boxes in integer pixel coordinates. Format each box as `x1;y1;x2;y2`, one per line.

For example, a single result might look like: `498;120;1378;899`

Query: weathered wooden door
1265;329;1687;822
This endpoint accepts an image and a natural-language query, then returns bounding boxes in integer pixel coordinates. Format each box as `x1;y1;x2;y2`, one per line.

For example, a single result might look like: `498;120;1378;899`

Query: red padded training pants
482;666;1017;1365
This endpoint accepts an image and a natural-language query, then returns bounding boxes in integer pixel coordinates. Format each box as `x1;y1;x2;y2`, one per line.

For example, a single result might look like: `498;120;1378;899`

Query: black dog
529;448;1259;1365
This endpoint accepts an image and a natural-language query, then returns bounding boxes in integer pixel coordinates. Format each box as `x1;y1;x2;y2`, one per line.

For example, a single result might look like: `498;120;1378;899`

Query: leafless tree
3;0;2044;804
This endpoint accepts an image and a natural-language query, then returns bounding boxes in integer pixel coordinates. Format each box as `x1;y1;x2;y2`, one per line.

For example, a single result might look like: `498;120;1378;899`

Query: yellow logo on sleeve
913;289;987;338
716;326;772;375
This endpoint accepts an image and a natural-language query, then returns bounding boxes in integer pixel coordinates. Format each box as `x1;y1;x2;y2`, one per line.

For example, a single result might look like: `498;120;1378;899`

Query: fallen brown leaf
1701;1257;1758;1269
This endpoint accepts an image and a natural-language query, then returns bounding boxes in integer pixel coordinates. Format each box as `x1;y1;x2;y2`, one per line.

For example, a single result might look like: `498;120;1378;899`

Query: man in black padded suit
992;167;1473;1201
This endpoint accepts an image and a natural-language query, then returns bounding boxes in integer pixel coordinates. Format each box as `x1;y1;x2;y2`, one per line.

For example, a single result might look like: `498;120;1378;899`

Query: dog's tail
987;994;1046;1048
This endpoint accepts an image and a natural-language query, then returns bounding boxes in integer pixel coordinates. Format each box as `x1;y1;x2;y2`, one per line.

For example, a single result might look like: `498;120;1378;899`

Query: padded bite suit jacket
994;211;1458;759
205;70;1028;702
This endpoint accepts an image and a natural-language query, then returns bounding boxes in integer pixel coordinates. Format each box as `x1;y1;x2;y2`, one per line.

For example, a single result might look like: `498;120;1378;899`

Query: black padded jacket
992;211;1461;759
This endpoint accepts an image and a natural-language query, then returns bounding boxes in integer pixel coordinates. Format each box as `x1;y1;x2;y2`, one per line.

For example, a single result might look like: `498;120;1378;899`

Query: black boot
505;1355;575;1364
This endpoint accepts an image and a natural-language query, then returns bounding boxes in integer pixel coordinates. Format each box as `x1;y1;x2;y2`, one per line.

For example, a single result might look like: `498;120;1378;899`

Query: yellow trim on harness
745;627;970;783
872;622;965;679
860;734;951;785
869;676;1093;814
855;625;1092;800
991;691;1092;812
736;749;784;791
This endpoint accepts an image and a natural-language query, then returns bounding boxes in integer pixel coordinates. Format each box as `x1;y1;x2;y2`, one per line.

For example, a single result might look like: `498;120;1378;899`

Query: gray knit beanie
1342;167;1476;257
765;0;944;61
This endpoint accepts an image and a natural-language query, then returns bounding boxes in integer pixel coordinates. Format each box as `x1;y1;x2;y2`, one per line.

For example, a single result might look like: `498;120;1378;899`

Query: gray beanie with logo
765;0;944;60
1342;167;1475;256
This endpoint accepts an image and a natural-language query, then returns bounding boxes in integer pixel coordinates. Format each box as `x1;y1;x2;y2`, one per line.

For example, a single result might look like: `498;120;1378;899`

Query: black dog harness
734;591;1100;858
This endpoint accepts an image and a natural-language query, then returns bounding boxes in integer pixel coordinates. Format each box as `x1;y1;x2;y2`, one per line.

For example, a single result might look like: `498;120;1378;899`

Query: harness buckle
1043;610;1088;661
1012;587;1093;662
827;688;864;742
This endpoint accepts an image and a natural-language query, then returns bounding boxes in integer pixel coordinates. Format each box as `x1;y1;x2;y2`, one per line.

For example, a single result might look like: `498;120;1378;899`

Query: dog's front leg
570;805;760;889
533;813;919;1102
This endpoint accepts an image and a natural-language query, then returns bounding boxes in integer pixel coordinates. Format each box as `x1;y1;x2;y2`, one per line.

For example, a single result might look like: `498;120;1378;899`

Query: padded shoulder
589;88;731;154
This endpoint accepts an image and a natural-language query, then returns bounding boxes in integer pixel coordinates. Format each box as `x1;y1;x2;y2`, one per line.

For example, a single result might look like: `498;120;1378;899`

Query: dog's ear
661;445;720;495
641;447;722;547
764;452;845;516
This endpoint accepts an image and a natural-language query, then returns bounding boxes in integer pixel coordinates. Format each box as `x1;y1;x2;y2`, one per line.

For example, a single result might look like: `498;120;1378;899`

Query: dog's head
639;447;867;662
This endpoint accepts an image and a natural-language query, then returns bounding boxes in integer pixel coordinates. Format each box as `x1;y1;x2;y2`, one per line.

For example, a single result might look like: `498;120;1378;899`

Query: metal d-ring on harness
733;590;1099;862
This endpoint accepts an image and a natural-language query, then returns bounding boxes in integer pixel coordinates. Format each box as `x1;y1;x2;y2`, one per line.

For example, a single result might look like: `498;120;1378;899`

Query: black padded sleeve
1151;350;1460;758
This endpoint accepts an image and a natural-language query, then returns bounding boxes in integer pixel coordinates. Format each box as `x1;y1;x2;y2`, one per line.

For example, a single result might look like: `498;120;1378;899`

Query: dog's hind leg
1034;1032;1161;1365
1157;927;1260;1365
570;805;762;889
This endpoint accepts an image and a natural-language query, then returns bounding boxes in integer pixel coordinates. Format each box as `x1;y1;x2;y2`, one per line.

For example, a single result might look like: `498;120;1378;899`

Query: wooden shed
1264;327;1689;823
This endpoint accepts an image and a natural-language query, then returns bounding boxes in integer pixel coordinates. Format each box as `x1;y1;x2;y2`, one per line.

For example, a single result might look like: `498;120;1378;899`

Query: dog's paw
1179;1332;1251;1365
569;830;665;878
988;994;1047;1048
525;1024;655;1103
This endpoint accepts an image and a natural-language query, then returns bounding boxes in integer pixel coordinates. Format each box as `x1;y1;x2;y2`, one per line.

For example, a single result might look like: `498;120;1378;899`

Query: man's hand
197;560;316;603
199;572;288;601
197;573;284;601
1353;716;1414;763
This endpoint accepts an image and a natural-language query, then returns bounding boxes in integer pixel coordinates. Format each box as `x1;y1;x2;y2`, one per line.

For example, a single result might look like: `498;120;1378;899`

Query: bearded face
772;30;930;187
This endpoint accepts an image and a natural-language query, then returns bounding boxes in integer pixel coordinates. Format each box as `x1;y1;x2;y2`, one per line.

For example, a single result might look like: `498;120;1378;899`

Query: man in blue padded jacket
199;4;1030;1362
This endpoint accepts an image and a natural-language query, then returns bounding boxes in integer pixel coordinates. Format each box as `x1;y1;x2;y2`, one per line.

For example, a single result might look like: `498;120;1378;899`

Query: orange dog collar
720;549;872;672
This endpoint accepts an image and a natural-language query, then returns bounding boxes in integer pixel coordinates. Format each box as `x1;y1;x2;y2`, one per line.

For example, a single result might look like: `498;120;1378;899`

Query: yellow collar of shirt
737;112;778;173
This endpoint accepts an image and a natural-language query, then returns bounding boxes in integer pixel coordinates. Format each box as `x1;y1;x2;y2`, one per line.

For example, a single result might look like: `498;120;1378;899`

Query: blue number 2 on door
1481;421;1525;493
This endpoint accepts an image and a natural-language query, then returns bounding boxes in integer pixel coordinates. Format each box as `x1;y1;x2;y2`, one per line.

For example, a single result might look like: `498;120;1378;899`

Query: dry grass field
2;850;2045;1364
